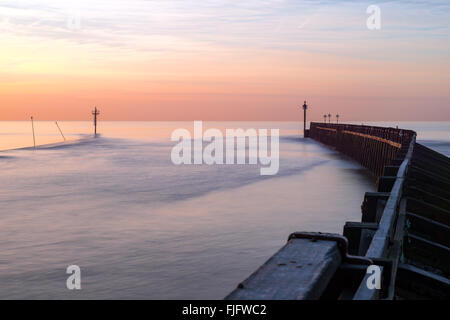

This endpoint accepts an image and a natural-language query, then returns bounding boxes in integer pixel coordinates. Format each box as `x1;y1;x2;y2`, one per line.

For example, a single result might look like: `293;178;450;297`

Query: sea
0;121;448;299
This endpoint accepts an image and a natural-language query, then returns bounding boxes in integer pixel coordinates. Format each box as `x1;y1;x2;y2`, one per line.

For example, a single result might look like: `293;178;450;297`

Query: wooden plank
316;126;337;133
405;186;450;212
225;238;342;300
411;157;450;180
321;264;368;300
407;177;450;200
305;125;450;299
343;222;378;256
414;143;450;166
384;165;399;176
404;234;450;275
309;122;412;177
361;192;390;223
286;125;450;299
354;136;416;300
366;136;415;258
406;198;450;226
391;159;404;166
386;198;407;299
406;211;450;247
342;130;402;148
409;165;450;191
376;176;396;192
396;263;450;299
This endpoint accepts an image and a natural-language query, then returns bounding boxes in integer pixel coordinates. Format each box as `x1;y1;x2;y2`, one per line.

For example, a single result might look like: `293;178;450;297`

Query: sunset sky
1;0;449;121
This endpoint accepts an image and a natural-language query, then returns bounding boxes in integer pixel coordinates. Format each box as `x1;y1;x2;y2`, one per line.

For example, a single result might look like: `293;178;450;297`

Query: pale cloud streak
0;0;449;120
1;0;449;57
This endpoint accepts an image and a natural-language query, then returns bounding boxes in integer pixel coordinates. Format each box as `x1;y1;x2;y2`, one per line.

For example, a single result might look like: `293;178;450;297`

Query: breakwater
226;123;449;300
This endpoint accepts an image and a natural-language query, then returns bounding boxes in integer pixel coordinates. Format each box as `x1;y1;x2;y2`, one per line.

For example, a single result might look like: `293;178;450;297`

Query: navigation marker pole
55;121;66;141
301;101;308;137
31;116;36;149
92;107;100;137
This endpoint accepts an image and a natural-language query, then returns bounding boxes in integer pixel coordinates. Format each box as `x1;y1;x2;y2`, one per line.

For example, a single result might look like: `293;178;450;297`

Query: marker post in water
31;116;36;149
55;121;66;141
92;107;100;137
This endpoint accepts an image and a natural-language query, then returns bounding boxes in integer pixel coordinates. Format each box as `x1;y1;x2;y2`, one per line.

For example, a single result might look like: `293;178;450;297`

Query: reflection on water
0;121;447;299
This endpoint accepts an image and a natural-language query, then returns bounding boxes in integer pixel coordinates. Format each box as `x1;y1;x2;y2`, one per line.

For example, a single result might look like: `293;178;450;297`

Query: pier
226;122;449;300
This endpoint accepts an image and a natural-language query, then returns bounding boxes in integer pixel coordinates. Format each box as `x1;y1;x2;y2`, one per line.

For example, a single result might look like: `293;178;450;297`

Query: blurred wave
0;121;447;299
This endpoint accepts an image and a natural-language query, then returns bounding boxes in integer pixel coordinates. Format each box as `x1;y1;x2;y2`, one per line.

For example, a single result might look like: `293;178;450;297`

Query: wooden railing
353;135;416;299
310;123;418;299
308;123;415;177
227;123;450;300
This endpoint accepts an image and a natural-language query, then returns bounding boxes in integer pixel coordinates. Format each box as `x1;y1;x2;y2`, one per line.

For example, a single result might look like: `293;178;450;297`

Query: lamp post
301;101;308;136
323;114;327;123
336;114;340;124
328;113;331;123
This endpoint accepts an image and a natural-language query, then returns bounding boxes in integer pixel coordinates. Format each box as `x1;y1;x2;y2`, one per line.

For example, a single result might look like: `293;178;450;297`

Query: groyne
226;123;449;300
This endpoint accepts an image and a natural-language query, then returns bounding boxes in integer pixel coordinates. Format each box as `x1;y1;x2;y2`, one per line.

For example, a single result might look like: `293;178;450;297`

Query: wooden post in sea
92;107;100;137
55;121;66;141
31;116;36;149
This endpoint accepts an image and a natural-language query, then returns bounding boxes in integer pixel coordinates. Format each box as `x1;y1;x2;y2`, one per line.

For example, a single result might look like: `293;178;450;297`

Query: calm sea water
0;121;448;299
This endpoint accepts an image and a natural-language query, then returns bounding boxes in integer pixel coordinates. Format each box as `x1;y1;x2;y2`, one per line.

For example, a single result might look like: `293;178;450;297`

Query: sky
0;0;449;121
